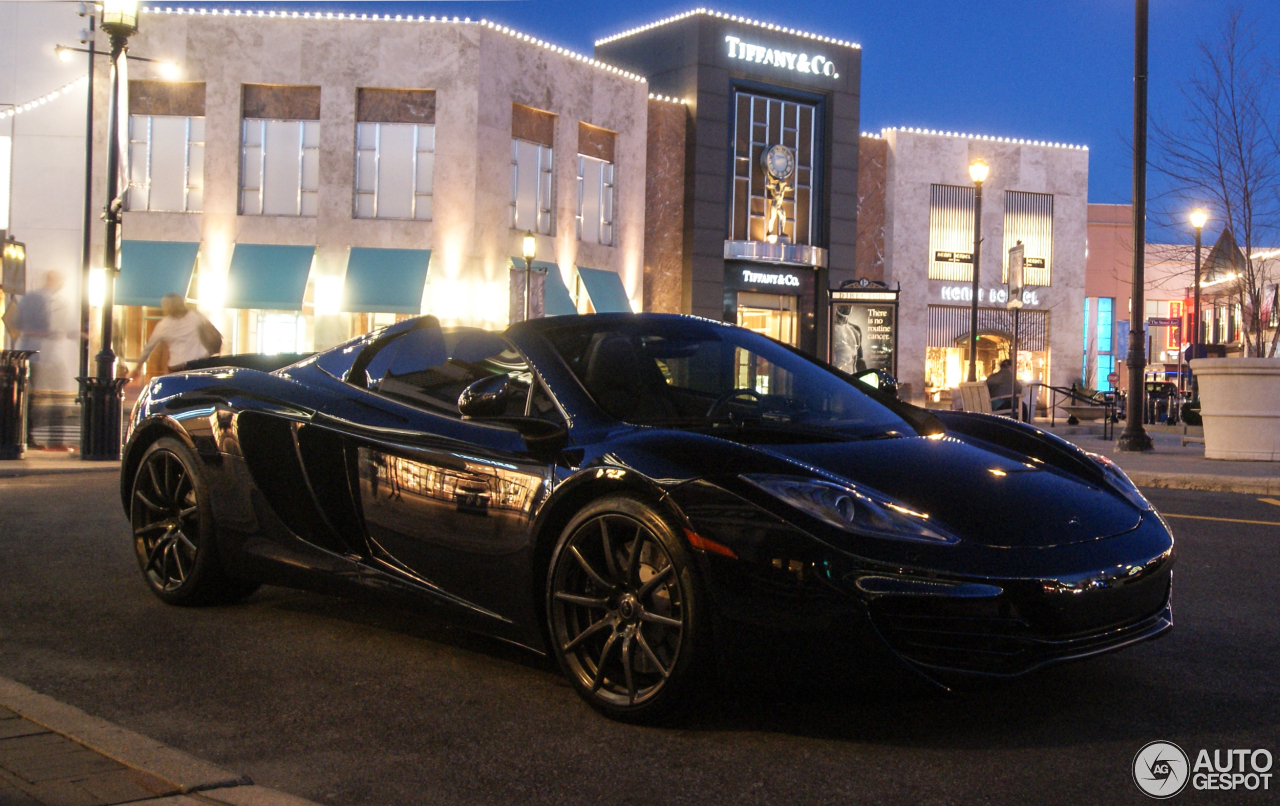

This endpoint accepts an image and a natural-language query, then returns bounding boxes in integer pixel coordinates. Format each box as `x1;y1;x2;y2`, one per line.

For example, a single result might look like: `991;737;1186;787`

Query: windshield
543;318;913;438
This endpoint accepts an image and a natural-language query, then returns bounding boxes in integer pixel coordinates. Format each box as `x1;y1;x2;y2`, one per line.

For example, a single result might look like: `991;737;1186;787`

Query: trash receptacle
79;376;129;461
0;350;37;460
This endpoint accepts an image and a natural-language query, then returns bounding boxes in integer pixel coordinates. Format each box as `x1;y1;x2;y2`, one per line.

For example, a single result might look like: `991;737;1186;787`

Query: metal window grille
928;184;976;282
1003;191;1053;285
354;122;435;220
511;139;554;235
730;91;817;245
576;154;614;246
926;305;1049;352
240;118;319;217
126;114;204;213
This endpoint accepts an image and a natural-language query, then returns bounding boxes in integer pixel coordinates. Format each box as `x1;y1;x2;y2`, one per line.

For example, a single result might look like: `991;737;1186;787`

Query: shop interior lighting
0;75;89;119
145;8;647;83
878;126;1088;151
596;8;860;50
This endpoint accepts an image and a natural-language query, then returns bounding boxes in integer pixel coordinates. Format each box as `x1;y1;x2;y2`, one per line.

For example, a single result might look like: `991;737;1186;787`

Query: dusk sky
212;0;1280;243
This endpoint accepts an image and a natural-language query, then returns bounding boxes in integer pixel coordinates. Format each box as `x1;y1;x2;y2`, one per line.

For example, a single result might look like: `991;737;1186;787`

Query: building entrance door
736;291;798;346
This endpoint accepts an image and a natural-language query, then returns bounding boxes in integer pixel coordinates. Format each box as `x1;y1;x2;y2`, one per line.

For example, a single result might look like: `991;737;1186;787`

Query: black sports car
121;313;1173;721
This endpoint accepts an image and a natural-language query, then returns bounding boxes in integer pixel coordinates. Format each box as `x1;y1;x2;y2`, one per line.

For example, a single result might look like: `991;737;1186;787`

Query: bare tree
1152;9;1280;356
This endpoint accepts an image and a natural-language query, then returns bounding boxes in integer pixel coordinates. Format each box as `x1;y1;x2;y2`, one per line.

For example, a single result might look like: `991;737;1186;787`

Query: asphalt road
1;473;1276;806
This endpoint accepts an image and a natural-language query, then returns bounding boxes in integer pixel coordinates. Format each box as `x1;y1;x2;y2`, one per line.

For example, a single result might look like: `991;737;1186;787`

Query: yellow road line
1258;498;1280;508
1163;513;1280;527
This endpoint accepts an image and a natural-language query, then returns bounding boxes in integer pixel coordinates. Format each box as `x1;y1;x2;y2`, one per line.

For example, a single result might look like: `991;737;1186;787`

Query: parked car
121;314;1173;721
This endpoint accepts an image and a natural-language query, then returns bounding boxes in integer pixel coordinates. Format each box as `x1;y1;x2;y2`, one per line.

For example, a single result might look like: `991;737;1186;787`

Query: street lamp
965;158;989;382
81;0;139;461
1118;0;1154;452
521;231;536;322
1190;208;1208;401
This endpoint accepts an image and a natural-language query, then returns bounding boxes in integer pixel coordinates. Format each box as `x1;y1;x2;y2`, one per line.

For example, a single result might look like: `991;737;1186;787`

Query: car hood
764;433;1143;548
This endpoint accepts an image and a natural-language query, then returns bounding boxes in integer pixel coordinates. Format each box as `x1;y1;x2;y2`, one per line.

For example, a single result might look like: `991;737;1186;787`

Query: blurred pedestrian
128;294;220;382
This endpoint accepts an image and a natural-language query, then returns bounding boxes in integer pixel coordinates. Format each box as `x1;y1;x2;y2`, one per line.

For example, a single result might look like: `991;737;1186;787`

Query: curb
1128;471;1280;495
0;675;322;806
0;462;120;479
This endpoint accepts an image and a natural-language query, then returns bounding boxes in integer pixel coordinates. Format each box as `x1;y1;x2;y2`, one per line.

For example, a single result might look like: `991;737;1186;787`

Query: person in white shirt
128;294;217;381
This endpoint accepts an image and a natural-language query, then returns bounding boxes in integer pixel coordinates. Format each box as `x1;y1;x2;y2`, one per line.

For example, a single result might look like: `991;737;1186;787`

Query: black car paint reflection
121;313;1172;716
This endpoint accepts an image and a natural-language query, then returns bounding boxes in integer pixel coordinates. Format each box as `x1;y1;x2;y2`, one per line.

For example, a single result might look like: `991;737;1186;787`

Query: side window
368;327;533;417
526;377;563;423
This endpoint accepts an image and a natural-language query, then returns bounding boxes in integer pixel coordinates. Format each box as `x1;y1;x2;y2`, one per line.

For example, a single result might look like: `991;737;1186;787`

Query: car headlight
1087;452;1153;512
740;475;959;544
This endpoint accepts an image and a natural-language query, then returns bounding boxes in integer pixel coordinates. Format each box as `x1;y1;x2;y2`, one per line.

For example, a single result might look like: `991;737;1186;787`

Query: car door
335;323;560;634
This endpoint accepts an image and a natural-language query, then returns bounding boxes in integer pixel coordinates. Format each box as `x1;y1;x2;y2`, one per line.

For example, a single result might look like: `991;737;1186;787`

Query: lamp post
81;0;138;461
76;8;96;396
1118;0;1154;452
521;230;536;322
966;158;989;382
1190;208;1208;401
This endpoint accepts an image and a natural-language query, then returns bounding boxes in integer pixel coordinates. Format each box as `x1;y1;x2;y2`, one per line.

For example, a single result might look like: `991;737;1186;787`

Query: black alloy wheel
131;437;257;605
548;496;707;722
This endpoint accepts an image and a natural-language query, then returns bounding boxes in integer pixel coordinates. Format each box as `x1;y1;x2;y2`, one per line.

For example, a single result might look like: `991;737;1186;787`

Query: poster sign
829;284;899;376
1007;241;1025;310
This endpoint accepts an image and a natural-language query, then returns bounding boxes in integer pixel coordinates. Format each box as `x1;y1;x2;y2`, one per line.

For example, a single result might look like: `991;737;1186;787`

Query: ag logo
1133;741;1190;798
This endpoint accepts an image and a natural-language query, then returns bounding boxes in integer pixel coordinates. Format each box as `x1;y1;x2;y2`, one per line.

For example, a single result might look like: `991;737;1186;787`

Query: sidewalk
0;676;319;806
1043;422;1280;494
0;451;120;480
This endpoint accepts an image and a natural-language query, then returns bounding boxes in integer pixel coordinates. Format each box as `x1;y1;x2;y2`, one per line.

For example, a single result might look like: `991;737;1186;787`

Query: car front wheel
130;437;257;606
547;495;709;722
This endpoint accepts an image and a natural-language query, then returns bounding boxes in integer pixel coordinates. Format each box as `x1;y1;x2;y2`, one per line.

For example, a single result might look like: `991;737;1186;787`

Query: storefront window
928;184;975;282
239;84;321;217
577;155;614;245
354;122;434;220
1002;191;1053;286
577;122;616;246
511;104;556;235
241;119;320;216
354;88;436;221
925;305;1050;402
736;291;798;346
730;91;818;245
128;115;204;213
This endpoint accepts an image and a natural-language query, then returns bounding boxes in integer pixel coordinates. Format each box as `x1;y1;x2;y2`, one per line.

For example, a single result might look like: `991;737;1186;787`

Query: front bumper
677;481;1174;684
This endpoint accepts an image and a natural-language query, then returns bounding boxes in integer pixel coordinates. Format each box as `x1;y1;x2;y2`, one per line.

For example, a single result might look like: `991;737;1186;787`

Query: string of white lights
876;126;1088;151
1;75;89;120
143;7;647;83
596;8;860;50
648;93;688;105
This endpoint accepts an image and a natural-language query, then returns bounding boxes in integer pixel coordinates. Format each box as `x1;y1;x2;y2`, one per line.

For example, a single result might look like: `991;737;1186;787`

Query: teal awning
343;248;431;314
510;257;577;317
576;266;632;313
115;240;200;307
225;244;315;311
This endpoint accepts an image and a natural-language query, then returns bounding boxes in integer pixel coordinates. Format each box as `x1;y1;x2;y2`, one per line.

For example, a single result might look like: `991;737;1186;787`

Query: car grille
864;564;1173;677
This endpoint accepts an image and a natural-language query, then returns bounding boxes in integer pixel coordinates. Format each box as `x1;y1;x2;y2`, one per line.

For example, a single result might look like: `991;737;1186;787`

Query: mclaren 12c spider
121;313;1173;721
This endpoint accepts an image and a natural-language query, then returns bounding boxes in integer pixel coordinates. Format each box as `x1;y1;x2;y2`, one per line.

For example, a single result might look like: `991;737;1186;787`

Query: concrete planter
1191;357;1280;461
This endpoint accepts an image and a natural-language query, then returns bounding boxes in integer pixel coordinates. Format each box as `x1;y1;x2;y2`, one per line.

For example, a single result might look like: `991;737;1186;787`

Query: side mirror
458;374;516;418
852;368;899;395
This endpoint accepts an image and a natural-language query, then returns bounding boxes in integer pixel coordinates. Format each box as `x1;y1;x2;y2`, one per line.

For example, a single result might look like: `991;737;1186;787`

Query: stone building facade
860;128;1089;406
93;8;649;366
597;10;862;357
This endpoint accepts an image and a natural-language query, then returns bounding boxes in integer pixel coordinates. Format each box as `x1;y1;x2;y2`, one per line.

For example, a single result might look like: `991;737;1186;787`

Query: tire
129;437;259;606
546;495;710;723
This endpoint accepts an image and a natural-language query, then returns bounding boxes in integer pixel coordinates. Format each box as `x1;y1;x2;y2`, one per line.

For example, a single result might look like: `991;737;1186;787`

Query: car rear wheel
547;496;709;722
130;437;258;606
